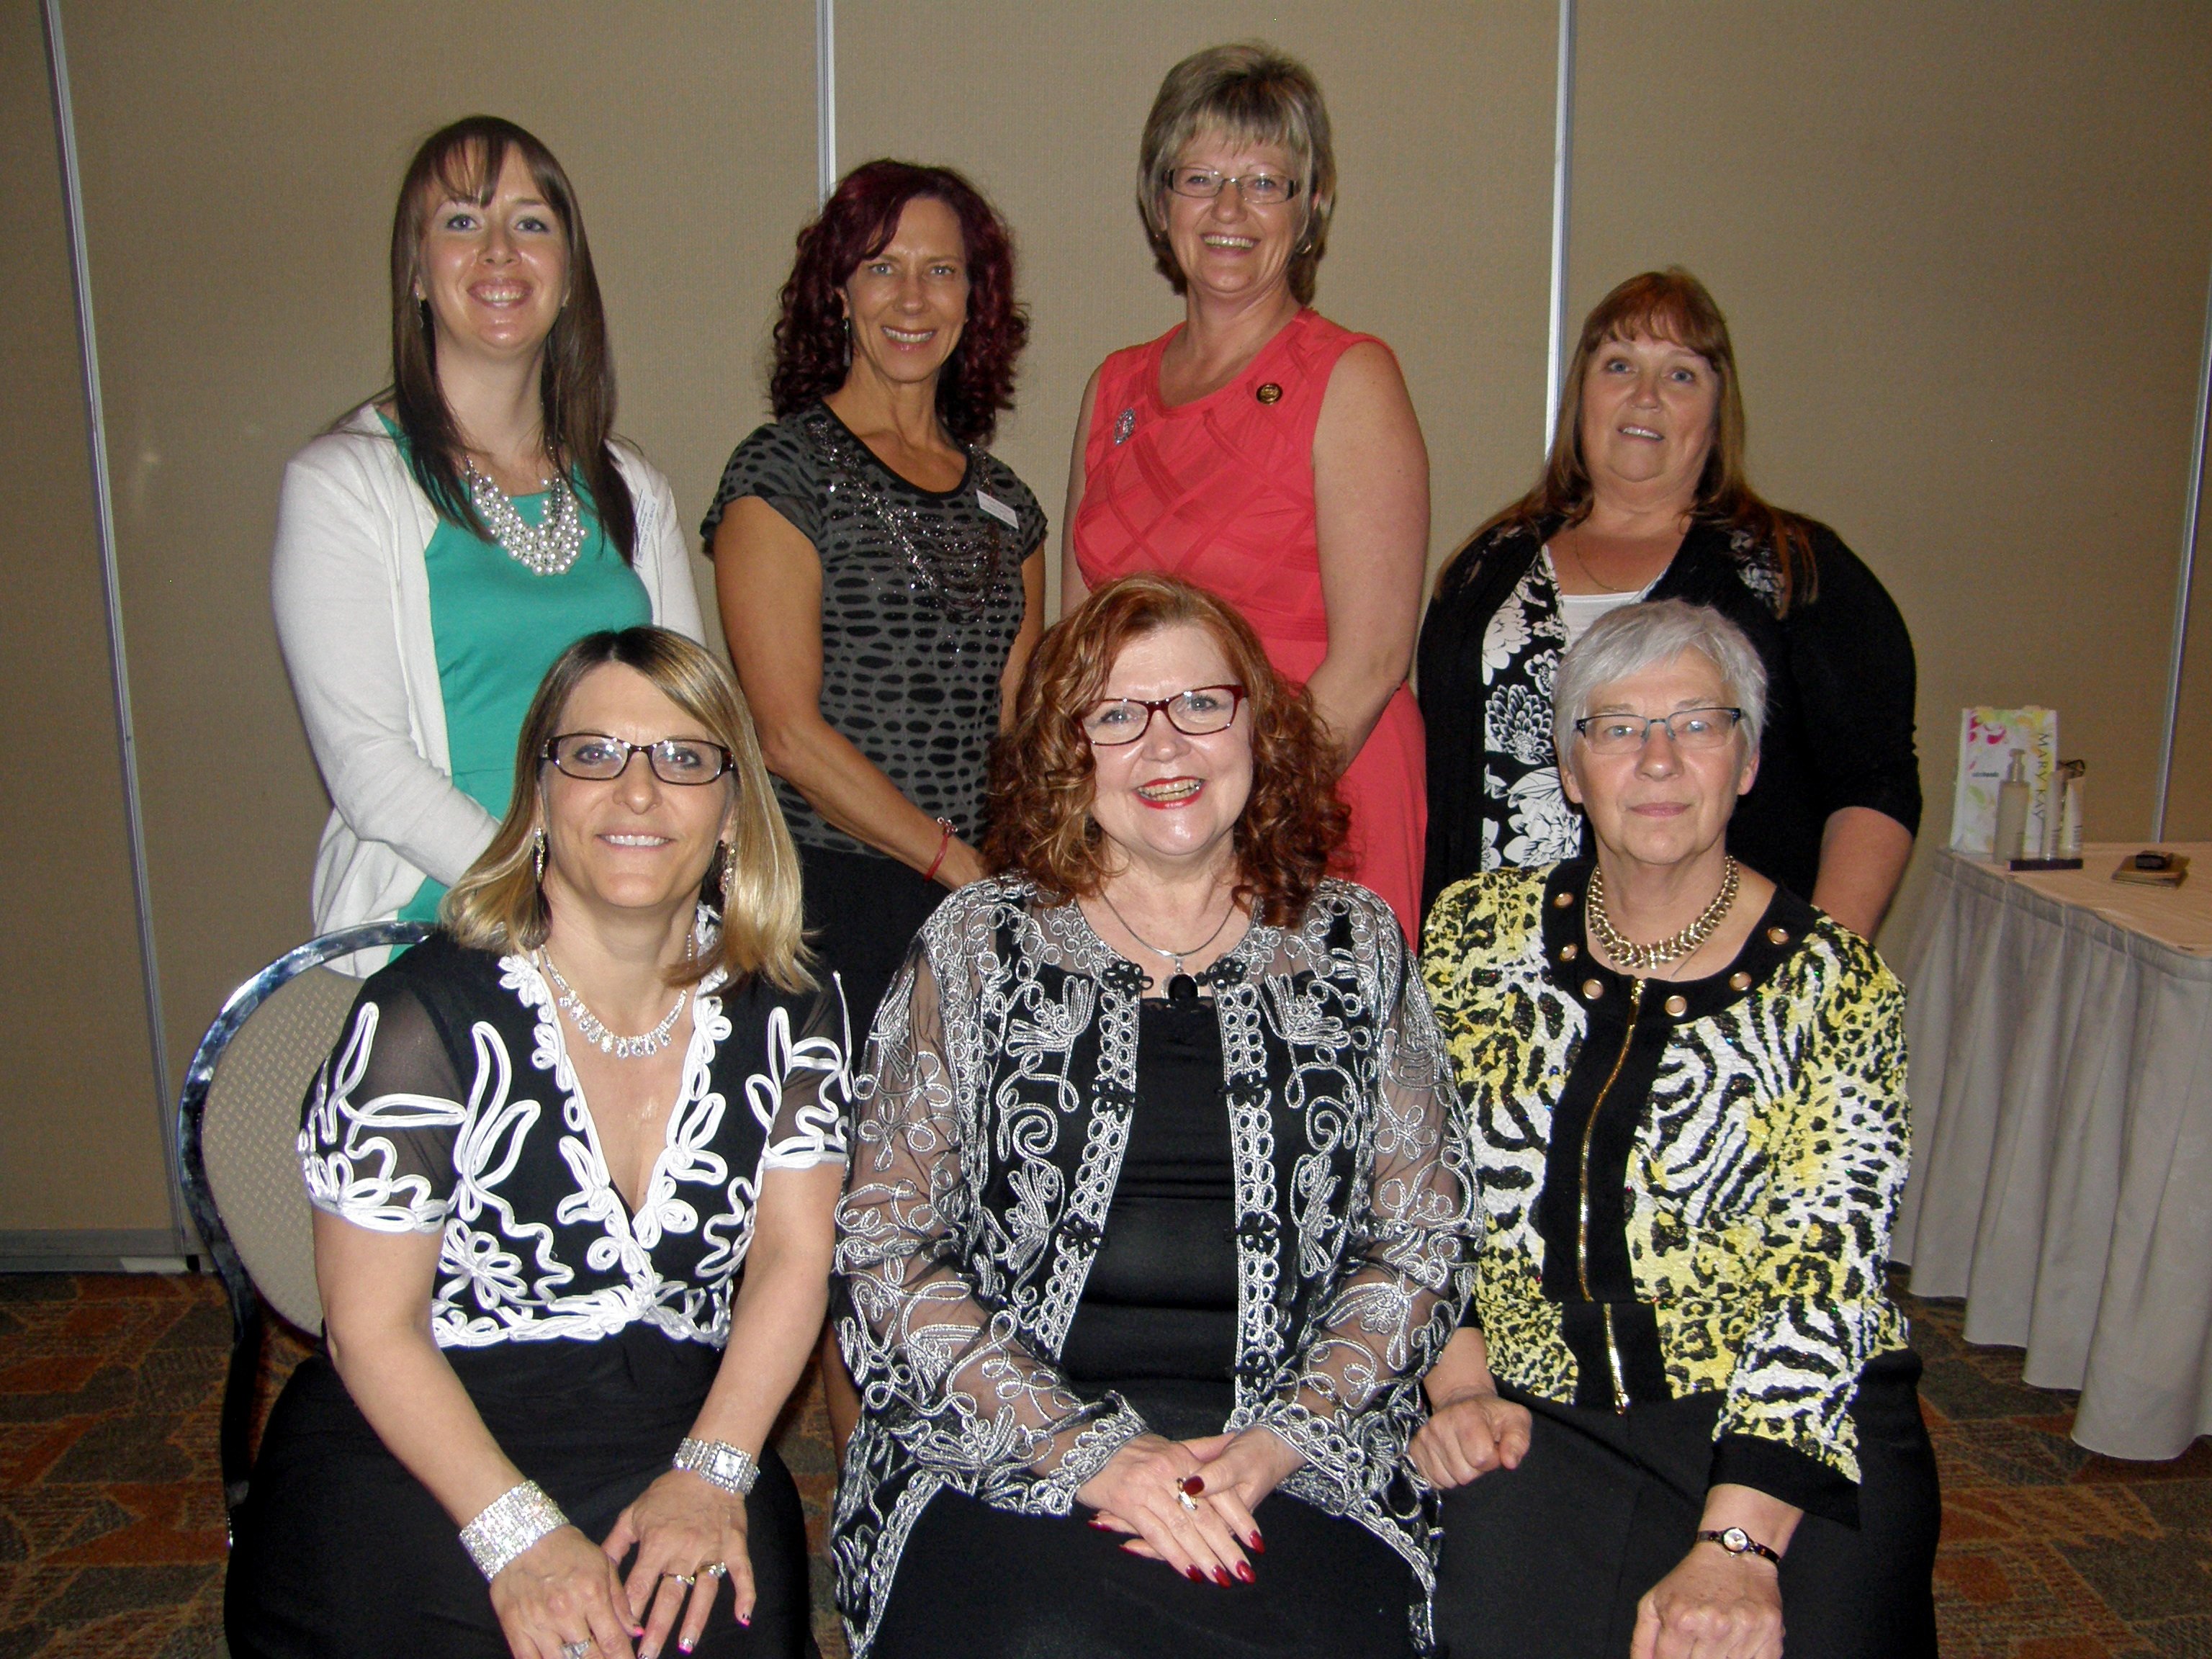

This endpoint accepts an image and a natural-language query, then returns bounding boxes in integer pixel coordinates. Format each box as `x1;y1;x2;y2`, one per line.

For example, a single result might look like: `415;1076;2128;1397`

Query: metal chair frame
174;919;432;1514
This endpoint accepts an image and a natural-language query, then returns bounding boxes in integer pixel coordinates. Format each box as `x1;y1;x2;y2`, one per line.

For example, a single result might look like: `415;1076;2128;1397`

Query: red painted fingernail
1248;1532;1264;1553
1185;1565;1207;1583
1088;1518;1112;1530
1234;1563;1255;1584
1181;1475;1205;1496
1215;1567;1237;1587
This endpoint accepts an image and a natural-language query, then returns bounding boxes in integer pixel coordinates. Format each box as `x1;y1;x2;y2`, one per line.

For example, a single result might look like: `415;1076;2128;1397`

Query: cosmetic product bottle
2059;760;2086;857
1994;751;2031;863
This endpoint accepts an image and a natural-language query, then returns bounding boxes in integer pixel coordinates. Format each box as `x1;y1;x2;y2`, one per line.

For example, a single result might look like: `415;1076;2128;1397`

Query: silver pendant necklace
1586;856;1741;974
538;950;689;1059
465;457;586;577
1096;887;1238;1005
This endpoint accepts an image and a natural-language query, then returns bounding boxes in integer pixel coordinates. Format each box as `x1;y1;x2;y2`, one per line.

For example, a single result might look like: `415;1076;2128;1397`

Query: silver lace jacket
830;876;1476;1655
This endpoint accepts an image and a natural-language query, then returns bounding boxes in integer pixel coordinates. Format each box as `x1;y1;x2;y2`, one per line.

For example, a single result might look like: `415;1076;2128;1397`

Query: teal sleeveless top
384;417;653;921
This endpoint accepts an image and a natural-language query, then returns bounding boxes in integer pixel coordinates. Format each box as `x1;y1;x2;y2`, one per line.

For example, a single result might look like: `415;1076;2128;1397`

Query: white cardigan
271;406;705;966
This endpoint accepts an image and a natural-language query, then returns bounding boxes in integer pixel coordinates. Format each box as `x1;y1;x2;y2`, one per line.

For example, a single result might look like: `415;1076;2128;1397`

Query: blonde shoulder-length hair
441;626;812;994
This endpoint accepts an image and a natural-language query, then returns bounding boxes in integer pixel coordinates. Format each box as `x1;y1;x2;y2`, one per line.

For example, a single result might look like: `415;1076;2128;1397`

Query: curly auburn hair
984;575;1348;926
767;159;1027;447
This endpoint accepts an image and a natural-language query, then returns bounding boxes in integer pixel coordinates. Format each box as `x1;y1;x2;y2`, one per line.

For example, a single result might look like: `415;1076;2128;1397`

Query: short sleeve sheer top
300;930;850;1350
700;403;1047;855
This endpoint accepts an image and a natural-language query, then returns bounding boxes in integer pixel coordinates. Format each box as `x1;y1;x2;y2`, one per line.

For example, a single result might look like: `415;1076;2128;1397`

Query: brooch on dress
1113;407;1136;445
1255;382;1283;405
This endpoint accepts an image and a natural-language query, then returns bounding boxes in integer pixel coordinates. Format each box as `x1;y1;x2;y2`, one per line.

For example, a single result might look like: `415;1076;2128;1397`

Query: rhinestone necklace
1586;855;1740;974
816;417;1010;619
465;459;586;577
539;951;689;1059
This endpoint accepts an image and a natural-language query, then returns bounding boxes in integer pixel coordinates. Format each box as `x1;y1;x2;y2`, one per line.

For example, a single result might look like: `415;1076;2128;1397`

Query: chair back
178;922;433;1338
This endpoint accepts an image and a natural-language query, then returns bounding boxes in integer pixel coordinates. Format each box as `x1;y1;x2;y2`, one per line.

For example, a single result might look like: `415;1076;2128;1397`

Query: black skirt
225;1328;817;1659
1431;1349;1938;1659
798;841;945;1046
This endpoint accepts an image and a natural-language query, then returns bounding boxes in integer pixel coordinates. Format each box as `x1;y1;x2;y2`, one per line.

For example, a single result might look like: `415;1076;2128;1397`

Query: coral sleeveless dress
1072;308;1427;939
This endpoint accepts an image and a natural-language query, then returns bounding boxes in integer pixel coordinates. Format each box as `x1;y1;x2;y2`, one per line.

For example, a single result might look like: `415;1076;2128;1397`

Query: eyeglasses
1573;707;1743;755
543;732;734;785
1164;167;1303;207
1082;685;1248;745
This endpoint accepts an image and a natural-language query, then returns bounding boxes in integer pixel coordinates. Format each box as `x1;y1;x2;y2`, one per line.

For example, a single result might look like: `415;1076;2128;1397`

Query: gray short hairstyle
1136;42;1336;306
1552;600;1768;763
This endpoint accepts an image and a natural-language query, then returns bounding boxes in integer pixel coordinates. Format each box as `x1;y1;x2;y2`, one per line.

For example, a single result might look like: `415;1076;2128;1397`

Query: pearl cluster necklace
1586;856;1741;974
538;951;688;1060
466;459;585;577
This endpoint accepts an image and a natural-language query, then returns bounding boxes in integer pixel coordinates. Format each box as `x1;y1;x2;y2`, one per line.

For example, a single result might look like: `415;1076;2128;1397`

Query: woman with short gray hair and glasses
1417;600;1938;1659
1063;41;1431;941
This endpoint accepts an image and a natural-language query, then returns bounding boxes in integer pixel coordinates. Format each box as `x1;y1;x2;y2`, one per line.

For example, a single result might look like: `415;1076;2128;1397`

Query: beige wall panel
59;1;816;1100
2159;447;2211;840
1566;1;2212;950
0;6;169;1230
835;0;1559;613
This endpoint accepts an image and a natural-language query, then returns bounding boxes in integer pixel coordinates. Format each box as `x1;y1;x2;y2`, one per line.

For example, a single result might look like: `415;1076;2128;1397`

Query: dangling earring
533;830;547;886
717;839;737;913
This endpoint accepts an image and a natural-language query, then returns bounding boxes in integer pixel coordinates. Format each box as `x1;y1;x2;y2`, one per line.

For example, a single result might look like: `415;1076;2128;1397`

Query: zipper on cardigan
1578;977;1645;1413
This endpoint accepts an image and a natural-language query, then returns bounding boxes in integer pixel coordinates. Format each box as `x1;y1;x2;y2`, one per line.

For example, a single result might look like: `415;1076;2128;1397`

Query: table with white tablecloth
1892;842;2212;1460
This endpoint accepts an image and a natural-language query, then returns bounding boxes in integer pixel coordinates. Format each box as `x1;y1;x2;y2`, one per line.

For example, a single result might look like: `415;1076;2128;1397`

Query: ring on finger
703;1563;727;1580
1175;1488;1198;1513
560;1642;592;1659
665;1570;697;1586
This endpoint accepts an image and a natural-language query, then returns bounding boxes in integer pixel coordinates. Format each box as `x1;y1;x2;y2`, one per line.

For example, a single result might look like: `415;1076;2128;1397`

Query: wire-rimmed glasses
1162;167;1303;207
1572;707;1744;756
543;732;734;784
1082;685;1248;746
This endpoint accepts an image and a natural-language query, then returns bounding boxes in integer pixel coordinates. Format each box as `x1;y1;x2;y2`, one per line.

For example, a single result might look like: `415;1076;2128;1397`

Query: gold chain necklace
1586;857;1740;974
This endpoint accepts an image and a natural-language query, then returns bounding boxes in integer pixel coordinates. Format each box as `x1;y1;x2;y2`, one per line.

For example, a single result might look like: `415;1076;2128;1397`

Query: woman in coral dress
1064;43;1429;938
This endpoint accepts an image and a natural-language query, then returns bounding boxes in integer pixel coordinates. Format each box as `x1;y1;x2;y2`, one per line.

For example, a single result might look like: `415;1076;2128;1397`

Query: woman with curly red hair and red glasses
829;573;1471;1659
703;158;1045;1048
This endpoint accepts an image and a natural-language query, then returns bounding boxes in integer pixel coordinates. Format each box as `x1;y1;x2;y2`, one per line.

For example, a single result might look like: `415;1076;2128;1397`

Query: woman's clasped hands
487;1472;752;1659
1077;1426;1303;1588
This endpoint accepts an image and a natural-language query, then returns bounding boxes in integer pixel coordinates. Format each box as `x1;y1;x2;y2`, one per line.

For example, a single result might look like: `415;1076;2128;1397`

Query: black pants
1432;1351;1938;1659
871;1486;1417;1659
226;1332;817;1659
799;841;945;1047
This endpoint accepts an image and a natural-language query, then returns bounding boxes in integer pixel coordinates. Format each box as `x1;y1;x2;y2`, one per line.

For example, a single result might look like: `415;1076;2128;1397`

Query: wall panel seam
1544;0;1576;455
2153;246;2212;840
40;0;185;1247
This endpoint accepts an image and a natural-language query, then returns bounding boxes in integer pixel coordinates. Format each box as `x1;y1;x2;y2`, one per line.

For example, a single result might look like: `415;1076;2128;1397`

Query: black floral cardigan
830;876;1476;1655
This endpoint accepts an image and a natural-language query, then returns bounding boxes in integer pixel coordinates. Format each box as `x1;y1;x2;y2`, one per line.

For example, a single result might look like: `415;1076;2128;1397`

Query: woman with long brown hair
274;116;701;972
1416;269;1918;940
830;575;1470;1658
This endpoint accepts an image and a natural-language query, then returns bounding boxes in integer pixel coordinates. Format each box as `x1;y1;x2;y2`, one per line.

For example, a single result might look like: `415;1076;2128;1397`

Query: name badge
975;490;1020;529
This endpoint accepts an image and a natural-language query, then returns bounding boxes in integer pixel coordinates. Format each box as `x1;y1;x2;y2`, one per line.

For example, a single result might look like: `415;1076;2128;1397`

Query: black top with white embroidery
1416;516;1921;919
299;931;850;1351
700;403;1046;856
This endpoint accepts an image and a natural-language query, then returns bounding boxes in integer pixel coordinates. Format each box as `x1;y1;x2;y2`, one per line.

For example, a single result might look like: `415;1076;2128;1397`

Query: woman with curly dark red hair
702;158;1046;1048
828;573;1473;1659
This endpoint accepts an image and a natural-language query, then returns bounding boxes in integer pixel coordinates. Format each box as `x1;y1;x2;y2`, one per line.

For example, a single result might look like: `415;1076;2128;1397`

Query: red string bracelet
922;817;956;883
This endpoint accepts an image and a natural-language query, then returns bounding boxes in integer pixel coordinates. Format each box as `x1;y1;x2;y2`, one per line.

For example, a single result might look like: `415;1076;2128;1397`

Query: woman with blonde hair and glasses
230;628;844;1659
1064;42;1431;941
1417;269;1918;939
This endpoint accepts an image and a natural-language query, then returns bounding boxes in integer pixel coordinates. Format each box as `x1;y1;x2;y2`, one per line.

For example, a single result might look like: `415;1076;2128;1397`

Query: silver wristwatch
1696;1525;1782;1566
673;1437;760;1496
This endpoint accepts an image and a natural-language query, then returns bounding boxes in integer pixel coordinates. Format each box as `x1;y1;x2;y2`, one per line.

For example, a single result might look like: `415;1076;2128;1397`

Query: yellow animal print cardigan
1421;860;1911;1522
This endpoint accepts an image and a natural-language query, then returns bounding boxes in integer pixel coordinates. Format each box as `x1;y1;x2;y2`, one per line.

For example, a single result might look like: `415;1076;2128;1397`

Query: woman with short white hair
1417;600;1938;1659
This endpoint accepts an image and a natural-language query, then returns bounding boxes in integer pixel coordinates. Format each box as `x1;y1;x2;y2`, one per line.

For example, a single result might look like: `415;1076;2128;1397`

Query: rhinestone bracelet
673;1437;760;1496
459;1480;568;1581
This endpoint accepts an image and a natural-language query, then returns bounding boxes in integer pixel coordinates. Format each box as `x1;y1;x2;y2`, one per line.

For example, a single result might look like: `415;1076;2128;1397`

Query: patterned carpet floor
0;1271;2204;1658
